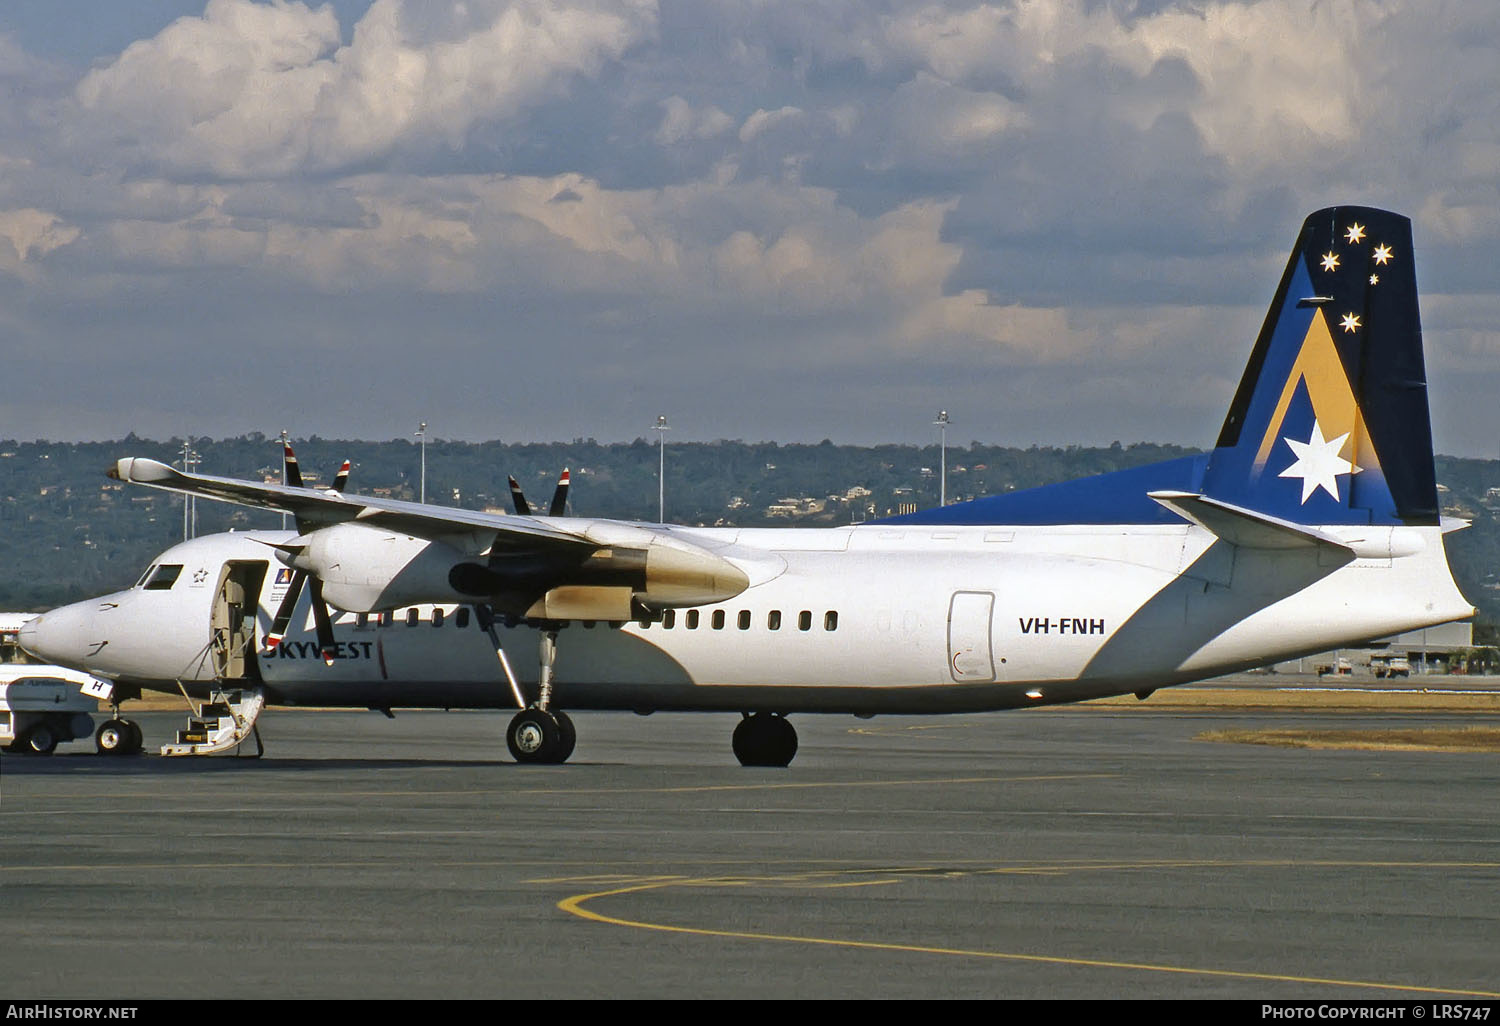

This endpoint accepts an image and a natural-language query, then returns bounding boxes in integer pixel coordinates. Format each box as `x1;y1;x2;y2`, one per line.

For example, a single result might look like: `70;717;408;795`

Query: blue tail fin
1202;206;1438;526
877;205;1438;530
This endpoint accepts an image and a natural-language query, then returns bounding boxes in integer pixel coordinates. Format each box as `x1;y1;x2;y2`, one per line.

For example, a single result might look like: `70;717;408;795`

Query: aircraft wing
112;457;622;552
110;456;756;618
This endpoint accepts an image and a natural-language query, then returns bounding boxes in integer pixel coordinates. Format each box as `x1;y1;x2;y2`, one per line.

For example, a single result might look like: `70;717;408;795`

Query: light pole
415;421;427;504
179;439;200;540
278;429;289;530
933;410;950;506
653;414;670;522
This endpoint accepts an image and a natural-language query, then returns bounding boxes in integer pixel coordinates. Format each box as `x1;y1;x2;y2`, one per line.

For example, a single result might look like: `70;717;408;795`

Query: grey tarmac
2;688;1497;1000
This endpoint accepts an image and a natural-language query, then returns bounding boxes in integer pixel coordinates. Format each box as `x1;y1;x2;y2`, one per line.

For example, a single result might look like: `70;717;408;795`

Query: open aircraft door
211;561;268;682
948;591;996;682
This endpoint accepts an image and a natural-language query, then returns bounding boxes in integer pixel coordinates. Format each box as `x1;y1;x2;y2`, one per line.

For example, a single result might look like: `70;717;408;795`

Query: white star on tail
1279;421;1360;503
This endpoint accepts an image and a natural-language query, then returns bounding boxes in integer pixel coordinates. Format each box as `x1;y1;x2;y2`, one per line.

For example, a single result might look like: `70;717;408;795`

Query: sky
1;0;1498;454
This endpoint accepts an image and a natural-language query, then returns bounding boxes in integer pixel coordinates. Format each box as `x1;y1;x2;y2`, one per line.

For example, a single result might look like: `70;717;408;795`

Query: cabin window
143;564;183;591
456;607;470;629
737;610;751;630
357;612;368;628
686;610;699;630
406;608;419;627
824;611;838;631
637;618;651;629
767;610;781;631
379;611;392;628
432;608;444;628
798;610;812;632
582;620;596;629
662;610;676;629
712;610;725;630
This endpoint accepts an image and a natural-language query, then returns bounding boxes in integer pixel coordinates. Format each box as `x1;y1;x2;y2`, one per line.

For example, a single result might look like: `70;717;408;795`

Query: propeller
507;469;570;517
281;442;303;488
264;443;349;663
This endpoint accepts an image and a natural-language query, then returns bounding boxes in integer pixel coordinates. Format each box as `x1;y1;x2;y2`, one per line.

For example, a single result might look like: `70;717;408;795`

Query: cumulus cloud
73;0;658;177
654;96;733;145
0;207;80;269
1;0;1498;452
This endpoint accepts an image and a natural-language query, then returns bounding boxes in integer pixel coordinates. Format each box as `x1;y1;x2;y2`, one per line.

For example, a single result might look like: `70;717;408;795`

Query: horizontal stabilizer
1149;491;1428;559
1149;491;1339;550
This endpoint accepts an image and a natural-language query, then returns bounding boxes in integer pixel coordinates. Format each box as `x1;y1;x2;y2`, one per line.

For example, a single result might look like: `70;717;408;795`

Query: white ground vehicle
0;614;107;755
1373;655;1412;678
0;666;100;754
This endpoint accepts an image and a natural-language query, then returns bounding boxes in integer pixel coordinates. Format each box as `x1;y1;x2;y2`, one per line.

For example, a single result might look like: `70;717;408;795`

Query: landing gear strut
732;712;798;767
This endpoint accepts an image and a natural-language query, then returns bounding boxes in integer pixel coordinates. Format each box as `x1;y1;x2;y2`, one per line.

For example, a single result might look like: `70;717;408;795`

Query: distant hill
3;435;1495;633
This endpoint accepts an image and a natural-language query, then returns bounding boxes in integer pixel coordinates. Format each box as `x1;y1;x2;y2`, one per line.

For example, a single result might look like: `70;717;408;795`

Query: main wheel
96;719;131;755
123;719;144;754
507;708;562;764
732;713;798;767
552;710;577;764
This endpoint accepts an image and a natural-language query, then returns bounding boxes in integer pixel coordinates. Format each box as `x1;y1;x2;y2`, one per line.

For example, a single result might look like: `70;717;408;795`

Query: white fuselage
21;519;1472;715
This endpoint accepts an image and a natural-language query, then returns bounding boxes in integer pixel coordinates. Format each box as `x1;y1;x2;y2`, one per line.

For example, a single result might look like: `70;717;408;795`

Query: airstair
160;687;265;757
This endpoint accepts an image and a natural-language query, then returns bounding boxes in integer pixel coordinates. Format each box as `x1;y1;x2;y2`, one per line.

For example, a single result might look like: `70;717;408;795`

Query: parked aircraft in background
20;207;1473;765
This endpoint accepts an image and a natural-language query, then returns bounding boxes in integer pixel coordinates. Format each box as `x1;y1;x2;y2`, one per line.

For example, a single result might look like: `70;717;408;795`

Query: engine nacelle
285;522;752;618
285;524;473;612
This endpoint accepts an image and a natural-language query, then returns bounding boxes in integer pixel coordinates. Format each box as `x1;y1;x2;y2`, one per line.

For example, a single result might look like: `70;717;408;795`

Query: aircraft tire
507;708;562;764
732;713;797;767
96;719;132;755
553;710;577;763
21;723;58;756
123;719;144;754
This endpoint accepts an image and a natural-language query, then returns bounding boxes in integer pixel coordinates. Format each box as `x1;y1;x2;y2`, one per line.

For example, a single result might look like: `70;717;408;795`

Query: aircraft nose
18;602;106;669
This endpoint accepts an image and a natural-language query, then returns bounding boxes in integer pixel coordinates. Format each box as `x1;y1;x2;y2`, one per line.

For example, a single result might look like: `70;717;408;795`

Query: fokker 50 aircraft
20;206;1474;765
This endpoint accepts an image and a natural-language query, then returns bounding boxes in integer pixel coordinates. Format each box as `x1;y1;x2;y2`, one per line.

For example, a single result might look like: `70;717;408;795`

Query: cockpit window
142;564;184;591
135;564;158;587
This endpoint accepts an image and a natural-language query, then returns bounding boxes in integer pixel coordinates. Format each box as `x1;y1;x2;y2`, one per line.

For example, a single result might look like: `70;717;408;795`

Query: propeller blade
308;577;337;665
265;569;307;650
548;469;570;517
282;443;304;488
332;459;351;493
508;476;532;516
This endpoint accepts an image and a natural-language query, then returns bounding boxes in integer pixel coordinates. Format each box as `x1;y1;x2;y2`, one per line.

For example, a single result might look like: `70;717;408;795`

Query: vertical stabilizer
1203;206;1437;526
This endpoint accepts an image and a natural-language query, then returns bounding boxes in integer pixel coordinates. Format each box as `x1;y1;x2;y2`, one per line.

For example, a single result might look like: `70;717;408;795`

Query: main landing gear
506;706;576;764
732;712;798;767
481;608;802;767
481;610;577;765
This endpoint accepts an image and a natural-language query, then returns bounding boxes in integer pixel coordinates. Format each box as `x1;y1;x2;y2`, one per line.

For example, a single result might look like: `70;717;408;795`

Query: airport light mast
934;410;950;506
653;414;670;522
278;429;289;530
416;421;427;504
179;440;200;540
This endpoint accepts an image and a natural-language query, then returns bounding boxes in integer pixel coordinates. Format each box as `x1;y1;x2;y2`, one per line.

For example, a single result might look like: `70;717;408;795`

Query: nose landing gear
95;718;144;756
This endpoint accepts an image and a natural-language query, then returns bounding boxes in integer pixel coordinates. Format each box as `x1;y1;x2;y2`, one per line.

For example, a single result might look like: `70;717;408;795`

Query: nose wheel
95;718;144;756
